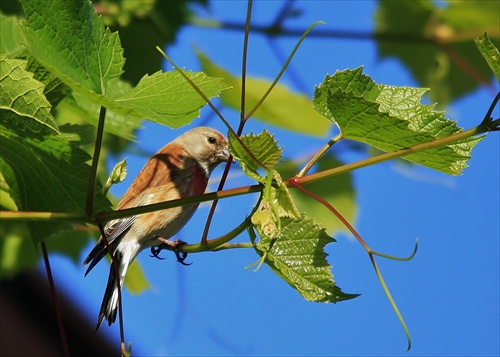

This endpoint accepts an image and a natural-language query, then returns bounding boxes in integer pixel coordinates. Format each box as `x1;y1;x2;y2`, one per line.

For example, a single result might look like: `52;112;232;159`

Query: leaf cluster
0;1;498;349
0;0;227;280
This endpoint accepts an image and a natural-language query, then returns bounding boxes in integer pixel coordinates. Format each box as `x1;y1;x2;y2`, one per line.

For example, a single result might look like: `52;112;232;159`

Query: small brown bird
83;127;229;331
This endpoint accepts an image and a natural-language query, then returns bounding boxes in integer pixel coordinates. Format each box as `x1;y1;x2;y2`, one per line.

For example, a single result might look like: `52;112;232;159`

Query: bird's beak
218;148;231;162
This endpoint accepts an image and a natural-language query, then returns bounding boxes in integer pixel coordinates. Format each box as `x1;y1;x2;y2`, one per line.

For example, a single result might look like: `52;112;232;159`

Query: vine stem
296;124;489;186
297;133;342;177
244;20;326;120
200;0;254;245
41;242;70;357
287;178;413;351
1;115;495;225
201;14;325;243
85;106;106;219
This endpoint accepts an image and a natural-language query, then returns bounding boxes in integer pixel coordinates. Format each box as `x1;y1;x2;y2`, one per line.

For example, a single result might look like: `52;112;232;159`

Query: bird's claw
150;245;167;260
153;238;192;266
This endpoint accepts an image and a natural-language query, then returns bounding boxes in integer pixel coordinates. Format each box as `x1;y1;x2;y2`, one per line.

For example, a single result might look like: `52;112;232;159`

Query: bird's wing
82;215;137;276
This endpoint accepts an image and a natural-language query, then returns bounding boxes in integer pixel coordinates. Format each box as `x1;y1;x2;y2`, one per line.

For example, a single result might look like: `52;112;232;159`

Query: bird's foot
152;238;192;266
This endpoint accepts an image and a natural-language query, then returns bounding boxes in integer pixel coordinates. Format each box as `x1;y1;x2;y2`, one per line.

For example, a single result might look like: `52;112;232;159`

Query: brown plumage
83;127;229;331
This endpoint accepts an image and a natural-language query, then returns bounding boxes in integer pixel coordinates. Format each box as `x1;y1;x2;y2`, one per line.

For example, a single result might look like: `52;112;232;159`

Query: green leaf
252;170;300;239
0;57;58;134
68;70;229;136
0;124;112;244
0;220;37;279
253;216;358;303
62;78;142;141
19;1;229;134
47;229;95;263
475;33;500;84
313;68;483;175
250;167;356;302
229;129;282;182
278;155;356;235
105;158;128;194
21;0;125;95
0;13;25;56
124;259;150;294
21;54;68;109
113;70;230;127
197;49;331;137
100;0;202;84
374;0;498;104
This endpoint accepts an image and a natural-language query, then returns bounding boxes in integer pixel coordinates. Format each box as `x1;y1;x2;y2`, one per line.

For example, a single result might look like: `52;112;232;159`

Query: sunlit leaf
474;33;500;84
114;70;229;127
313;68;484;175
0;57;58;134
229;129;282;182
253;217;358;303
21;0;124;95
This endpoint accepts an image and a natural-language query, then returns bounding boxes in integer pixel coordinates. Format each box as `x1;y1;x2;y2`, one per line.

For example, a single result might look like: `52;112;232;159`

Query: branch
2;116;495;226
41;242;70;357
85;106;107;218
296;124;492;186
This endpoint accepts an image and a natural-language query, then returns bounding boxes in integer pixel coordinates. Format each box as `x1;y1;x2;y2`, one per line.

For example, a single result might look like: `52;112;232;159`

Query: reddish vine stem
40;242;70;357
287;178;370;250
287;178;412;351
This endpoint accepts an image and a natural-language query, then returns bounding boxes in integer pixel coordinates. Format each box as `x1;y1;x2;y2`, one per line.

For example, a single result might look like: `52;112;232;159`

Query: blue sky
47;1;499;356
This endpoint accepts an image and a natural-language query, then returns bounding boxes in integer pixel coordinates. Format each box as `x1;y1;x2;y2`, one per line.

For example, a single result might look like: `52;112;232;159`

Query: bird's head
175;127;230;175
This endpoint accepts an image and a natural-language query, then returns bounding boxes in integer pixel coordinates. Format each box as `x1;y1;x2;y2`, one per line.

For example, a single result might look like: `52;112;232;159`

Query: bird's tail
95;250;131;333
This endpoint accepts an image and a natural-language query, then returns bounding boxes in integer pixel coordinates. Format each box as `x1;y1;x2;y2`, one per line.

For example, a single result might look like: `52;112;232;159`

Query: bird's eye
207;136;217;144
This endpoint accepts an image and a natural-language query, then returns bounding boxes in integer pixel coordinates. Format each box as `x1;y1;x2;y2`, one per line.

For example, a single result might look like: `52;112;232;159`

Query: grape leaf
252;169;301;239
313;68;484;175
66;69;229;134
197;49;331;137
21;54;68;109
253;216;358;303
474;33;500;84
21;0;125;96
20;1;230;133
0;124;112;244
229;129;282;182
374;0;498;104
124;259;150;294
0;13;24;56
113;70;230;127
0;57;58;134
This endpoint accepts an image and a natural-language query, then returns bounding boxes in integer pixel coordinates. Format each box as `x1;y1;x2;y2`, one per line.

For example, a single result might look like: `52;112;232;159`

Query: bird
83;126;230;332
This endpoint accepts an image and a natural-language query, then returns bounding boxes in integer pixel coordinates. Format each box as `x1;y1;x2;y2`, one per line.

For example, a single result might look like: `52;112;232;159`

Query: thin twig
200;0;255;244
41;242;70;357
481;91;500;127
85;106;107;219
